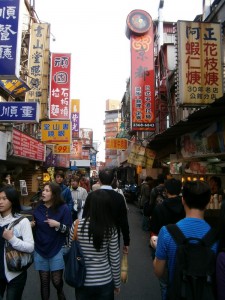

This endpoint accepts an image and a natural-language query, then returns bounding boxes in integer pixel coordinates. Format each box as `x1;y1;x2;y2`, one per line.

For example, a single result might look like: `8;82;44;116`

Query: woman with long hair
69;189;120;300
32;182;72;300
0;185;34;300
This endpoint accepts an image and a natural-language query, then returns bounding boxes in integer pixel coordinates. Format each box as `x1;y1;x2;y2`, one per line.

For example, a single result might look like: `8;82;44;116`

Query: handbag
63;220;86;287
5;216;34;272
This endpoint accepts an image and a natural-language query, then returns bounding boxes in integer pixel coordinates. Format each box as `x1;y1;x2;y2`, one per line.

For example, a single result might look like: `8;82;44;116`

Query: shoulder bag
63;220;86;287
5;216;34;272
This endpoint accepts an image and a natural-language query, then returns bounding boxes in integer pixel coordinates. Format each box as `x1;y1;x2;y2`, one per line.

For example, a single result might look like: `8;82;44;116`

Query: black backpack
166;224;218;300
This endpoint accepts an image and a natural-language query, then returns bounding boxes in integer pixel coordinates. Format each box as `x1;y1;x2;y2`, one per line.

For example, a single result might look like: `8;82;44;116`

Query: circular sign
126;10;151;35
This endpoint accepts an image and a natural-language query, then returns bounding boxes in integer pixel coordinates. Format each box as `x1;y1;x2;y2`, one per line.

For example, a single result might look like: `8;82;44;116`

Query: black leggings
39;270;64;300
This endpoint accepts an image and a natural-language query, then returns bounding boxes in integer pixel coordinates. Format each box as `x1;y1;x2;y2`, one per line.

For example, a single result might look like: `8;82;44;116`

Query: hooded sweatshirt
150;196;185;236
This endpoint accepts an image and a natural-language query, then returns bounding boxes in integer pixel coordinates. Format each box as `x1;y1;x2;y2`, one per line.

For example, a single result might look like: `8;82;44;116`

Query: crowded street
1;1;225;300
20;203;161;300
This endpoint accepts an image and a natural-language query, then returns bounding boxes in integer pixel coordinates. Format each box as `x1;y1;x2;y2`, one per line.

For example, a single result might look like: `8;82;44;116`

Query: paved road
11;203;161;300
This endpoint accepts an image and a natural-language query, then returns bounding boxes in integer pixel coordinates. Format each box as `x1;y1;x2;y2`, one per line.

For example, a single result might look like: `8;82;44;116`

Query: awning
148;95;225;152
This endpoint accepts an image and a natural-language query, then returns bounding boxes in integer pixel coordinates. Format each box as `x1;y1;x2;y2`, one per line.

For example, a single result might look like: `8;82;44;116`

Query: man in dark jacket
84;167;130;254
149;178;184;300
54;170;73;213
150;178;184;241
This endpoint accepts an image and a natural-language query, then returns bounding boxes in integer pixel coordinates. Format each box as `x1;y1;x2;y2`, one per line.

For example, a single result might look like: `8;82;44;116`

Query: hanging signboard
0;0;22;79
41;120;71;144
49;53;71;119
177;21;223;105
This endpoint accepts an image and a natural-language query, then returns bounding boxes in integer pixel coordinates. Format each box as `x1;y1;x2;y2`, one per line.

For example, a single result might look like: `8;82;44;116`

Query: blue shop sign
0;0;22;79
0;102;39;122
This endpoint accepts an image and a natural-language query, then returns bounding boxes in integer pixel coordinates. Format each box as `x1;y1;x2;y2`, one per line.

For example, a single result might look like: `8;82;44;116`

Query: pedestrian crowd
0;167;130;300
138;173;225;300
1;167;225;300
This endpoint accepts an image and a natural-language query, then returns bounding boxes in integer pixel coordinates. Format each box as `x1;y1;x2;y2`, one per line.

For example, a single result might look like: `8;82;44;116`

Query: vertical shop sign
177;21;223;105
0;0;22;79
26;23;50;117
127;10;155;131
80;128;93;146
71;99;80;138
70;140;82;159
49;53;71;119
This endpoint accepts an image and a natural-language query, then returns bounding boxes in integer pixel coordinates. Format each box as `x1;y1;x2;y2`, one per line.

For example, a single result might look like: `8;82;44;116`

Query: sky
34;0;203;161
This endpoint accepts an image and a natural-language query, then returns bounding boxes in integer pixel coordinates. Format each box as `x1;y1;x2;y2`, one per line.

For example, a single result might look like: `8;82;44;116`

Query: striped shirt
156;217;218;282
69;219;121;288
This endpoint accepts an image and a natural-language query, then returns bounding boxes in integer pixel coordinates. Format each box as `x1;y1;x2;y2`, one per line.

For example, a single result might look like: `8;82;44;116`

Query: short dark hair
157;174;166;184
70;176;80;183
145;176;153;182
209;176;222;189
0;186;21;216
165;178;182;196
54;170;65;179
182;180;211;210
99;168;116;185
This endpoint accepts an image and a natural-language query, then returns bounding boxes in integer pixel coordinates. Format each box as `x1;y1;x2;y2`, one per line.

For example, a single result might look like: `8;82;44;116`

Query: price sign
53;144;70;154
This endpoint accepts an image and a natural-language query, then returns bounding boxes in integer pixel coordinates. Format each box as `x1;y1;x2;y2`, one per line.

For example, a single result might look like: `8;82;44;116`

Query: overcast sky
34;0;203;161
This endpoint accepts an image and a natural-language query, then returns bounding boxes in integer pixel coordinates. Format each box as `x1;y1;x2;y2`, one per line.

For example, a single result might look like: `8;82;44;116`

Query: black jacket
150;196;185;235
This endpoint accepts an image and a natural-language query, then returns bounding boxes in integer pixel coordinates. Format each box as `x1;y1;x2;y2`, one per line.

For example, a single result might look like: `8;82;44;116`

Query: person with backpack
153;180;218;300
149;178;185;299
216;202;225;300
140;176;154;231
148;174;167;218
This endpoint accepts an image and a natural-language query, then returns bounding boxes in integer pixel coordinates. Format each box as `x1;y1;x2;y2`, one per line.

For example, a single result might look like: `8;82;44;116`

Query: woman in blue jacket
32;182;72;300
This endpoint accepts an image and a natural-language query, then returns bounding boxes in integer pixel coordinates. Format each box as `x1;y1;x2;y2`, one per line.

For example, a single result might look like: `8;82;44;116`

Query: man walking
153;180;218;299
84;167;130;254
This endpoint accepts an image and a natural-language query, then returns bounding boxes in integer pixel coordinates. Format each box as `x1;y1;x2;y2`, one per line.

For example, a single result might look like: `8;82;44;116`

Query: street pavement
16;203;161;300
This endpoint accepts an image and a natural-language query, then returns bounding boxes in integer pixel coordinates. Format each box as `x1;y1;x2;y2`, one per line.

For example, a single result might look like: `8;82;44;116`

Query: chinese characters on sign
12;129;45;161
130;16;155;131
0;102;39;122
26;23;50;116
105;138;128;150
71;99;80;138
49;53;71;119
80;128;93;146
0;0;22;79
41;120;71;144
177;21;223;105
70;140;82;159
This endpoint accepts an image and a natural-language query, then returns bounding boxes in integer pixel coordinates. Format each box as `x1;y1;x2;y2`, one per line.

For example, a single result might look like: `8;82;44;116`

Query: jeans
75;281;114;300
0;271;27;300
